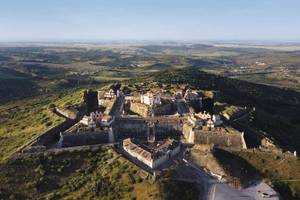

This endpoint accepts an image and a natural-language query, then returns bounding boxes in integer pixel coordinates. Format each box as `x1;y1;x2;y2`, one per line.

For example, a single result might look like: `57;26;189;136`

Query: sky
0;0;300;42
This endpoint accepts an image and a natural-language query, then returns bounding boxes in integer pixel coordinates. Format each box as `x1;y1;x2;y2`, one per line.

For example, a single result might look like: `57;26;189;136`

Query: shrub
128;174;136;184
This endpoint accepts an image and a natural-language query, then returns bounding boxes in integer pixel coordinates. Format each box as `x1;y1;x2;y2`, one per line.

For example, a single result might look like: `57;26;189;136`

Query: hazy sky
0;0;300;41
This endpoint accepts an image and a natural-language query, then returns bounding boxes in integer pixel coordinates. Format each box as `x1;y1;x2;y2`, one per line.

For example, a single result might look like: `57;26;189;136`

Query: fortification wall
153;103;176;116
144;116;184;125
55;107;78;119
230;120;262;148
194;129;246;149
55;105;87;119
154;124;182;139
59;131;109;148
113;116;183;141
109;96;125;116
20;107;87;153
31;119;77;148
113;118;148;140
116;116;183;127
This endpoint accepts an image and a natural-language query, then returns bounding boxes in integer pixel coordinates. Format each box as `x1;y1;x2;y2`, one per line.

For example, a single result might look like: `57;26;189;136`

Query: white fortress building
104;89;116;99
80;111;114;127
80;111;102;128
123;138;180;169
140;93;161;106
188;111;223;128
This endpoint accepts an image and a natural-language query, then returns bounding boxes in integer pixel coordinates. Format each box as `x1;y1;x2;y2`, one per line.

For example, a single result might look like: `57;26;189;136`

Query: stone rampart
153;103;176;116
112;116;184;141
194;129;246;149
32;119;77;147
183;123;247;149
113;118;148;140
55;107;78;119
58;131;109;148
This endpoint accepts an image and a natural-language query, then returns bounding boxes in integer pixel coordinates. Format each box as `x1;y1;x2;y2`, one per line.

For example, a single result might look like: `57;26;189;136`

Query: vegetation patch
0;146;199;200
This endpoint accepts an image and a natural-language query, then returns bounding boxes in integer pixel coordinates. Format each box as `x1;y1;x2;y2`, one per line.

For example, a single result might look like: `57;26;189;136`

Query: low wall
55;107;78;120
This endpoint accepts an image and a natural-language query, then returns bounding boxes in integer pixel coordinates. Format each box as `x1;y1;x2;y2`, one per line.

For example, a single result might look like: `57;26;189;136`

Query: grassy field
0;94;64;162
0;146;199;200
54;89;85;110
0;86;95;162
0;75;118;162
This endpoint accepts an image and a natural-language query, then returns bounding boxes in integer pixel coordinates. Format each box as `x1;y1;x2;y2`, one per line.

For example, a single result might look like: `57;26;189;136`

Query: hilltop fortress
22;82;249;172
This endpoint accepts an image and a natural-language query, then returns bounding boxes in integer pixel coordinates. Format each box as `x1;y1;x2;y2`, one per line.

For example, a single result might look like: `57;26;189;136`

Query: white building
104;89;116;99
195;111;211;121
80;115;93;126
140;93;161;106
188;114;204;126
80;111;117;128
80;111;103;127
123;138;180;169
188;112;223;129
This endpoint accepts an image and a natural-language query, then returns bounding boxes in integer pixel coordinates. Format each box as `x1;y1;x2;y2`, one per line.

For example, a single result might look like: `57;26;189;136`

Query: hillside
0;146;199;200
213;148;300;200
1;44;300;104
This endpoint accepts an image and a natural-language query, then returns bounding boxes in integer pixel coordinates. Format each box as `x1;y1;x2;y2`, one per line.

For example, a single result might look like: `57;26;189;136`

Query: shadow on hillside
212;148;262;188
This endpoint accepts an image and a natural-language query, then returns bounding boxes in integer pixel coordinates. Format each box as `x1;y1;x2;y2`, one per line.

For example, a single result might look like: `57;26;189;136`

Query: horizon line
1;39;300;45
